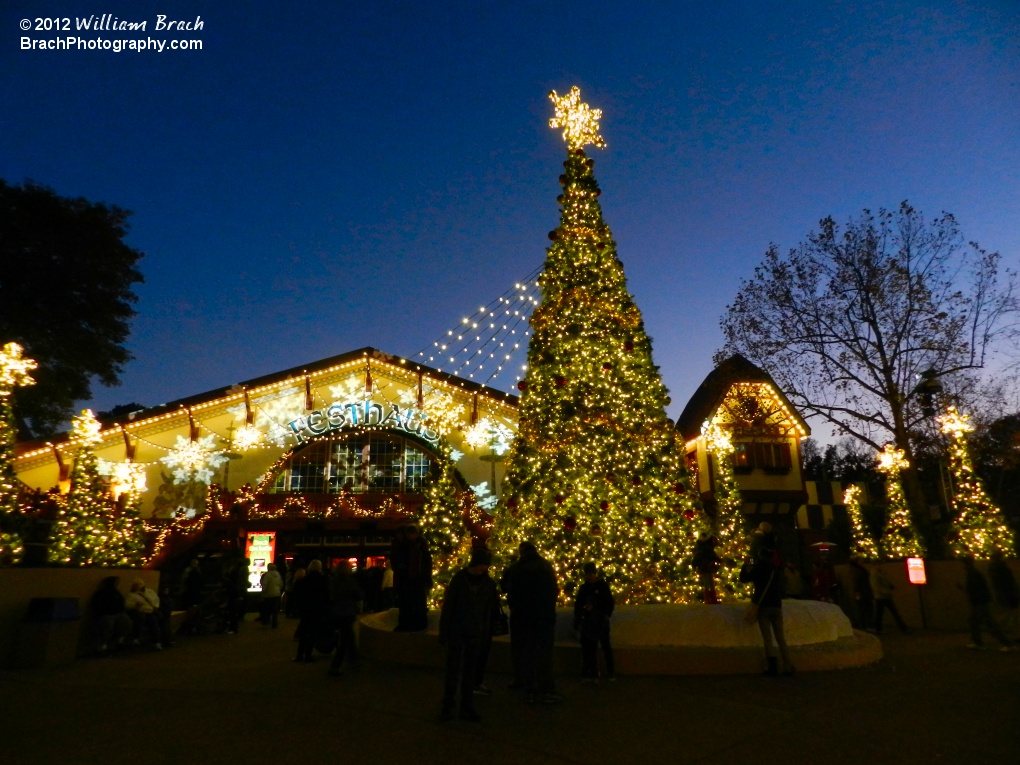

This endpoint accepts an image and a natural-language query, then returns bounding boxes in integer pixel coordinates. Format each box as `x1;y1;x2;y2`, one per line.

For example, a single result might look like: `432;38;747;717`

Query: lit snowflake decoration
0;342;37;394
160;435;229;485
449;448;464;463
464;417;515;455
98;459;148;496
938;406;973;437
232;423;263;451
471;481;498;511
71;409;103;447
549;85;606;150
329;378;366;407
876;444;910;475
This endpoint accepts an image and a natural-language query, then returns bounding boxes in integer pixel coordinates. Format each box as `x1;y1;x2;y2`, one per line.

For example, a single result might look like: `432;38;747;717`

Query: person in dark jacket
962;557;1013;651
573;562;615;681
438;547;499;721
293;559;331;662
739;527;794;676
89;575;132;653
987;550;1019;643
504;541;561;704
328;559;364;677
391;524;433;632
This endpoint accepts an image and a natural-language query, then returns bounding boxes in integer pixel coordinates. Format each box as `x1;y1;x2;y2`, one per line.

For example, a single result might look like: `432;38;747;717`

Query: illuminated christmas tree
418;448;472;606
0;342;36;565
702;423;750;601
492;87;703;603
940;407;1015;558
844;484;880;560
876;444;924;559
49;410;123;565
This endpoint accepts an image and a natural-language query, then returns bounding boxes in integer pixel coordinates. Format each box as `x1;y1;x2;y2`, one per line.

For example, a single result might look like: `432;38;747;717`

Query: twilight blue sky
3;1;1019;429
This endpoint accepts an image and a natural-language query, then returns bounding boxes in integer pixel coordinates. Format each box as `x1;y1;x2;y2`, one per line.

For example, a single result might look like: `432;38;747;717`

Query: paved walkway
3;618;1018;765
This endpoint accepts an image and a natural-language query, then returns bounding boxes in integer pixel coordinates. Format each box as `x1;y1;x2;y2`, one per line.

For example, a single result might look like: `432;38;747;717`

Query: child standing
573;562;615;681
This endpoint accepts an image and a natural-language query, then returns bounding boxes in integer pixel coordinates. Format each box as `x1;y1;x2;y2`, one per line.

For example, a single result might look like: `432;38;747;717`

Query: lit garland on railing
875;444;924;559
940;407;1015;559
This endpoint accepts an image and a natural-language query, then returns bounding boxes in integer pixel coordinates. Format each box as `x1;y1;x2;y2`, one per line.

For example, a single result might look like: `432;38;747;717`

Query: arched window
268;432;440;495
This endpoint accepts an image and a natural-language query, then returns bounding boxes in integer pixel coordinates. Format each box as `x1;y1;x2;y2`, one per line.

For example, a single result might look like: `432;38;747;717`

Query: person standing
573;562;615;681
293;559;330;663
179;559;204;611
125;578;165;649
392;524;432;632
505;541;561;704
868;562;910;634
987;551;1019;643
849;557;874;631
223;557;250;634
740;529;794;676
259;563;284;628
962;557;1013;652
328;560;364;677
438;548;499;721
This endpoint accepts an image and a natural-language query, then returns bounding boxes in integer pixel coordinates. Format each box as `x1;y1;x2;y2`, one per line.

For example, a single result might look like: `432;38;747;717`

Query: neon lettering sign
287;399;440;445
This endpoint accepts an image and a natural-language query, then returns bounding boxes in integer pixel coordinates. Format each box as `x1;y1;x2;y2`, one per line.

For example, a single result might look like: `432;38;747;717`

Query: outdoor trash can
16;597;81;669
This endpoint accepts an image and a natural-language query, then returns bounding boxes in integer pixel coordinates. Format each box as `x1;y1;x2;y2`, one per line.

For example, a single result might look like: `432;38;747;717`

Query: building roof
674;354;809;441
15;346;518;456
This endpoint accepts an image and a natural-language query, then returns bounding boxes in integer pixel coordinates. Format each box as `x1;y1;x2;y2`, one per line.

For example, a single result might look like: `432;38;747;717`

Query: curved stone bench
358;600;882;676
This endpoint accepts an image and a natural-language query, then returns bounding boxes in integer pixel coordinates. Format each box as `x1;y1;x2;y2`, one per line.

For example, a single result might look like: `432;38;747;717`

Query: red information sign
906;557;926;585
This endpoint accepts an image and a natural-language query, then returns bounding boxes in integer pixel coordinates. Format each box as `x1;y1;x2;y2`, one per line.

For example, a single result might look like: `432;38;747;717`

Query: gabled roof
15;346;518;456
675;354;809;441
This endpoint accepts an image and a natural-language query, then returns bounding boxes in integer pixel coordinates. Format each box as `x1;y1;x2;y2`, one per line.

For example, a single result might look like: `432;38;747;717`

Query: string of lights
415;266;542;391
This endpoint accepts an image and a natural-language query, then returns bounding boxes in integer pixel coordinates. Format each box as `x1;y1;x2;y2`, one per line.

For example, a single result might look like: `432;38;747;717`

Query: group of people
437;541;617;722
89;575;170;654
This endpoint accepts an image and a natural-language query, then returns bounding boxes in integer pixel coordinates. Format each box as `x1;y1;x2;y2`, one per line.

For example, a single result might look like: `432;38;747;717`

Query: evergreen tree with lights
49;410;122;566
844;484;880;560
876;445;924;559
0;343;36;565
418;448;472;606
702;424;751;601
492;87;704;603
940;407;1016;558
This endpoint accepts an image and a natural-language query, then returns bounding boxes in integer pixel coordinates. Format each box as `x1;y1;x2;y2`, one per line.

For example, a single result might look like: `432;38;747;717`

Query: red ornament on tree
564;515;577;531
624;340;634;352
507;497;518;510
600;500;610;511
673;483;686;494
555;494;565;505
517;380;528;391
555;376;567;387
632;476;642;486
602;362;613;372
683;509;695;520
643;516;654;527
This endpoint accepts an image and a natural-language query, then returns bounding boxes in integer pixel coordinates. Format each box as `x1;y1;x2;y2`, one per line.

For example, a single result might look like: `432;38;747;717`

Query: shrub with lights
843;484;880;560
491;87;704;603
0;342;35;565
418;446;473;606
940;407;1015;558
876;444;924;559
701;423;751;600
48;410;146;566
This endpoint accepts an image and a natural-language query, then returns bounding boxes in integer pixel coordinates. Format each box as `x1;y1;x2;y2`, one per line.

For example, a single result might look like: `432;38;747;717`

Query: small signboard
245;532;277;592
906;557;926;585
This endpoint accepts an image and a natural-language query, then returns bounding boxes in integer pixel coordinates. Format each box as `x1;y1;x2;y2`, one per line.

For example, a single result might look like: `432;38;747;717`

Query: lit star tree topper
549;86;606;150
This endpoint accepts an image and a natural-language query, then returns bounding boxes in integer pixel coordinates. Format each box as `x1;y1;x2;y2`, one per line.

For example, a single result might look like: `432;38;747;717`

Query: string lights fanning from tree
940;407;1015;559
